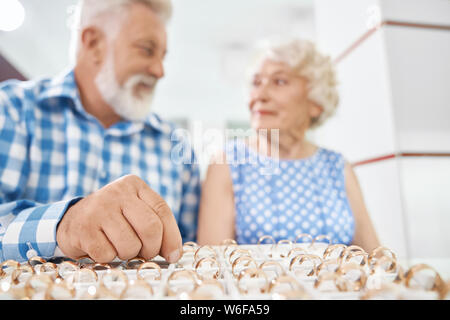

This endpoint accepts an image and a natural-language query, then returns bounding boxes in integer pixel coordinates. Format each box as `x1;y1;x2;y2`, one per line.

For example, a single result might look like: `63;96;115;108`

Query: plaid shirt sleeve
177;150;201;243
0;85;81;262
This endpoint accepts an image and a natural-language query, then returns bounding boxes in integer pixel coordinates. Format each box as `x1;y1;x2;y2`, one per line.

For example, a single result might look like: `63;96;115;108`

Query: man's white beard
95;52;157;122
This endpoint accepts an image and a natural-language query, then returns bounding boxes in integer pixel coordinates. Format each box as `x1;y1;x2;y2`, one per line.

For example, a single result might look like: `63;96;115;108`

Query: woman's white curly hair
247;38;339;129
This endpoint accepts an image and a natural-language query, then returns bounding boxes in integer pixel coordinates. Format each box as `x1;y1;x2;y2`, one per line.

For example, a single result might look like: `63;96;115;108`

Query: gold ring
79;285;117;300
361;282;402;300
194;257;221;280
368;246;397;267
404;264;445;293
274;239;293;258
189;279;225;300
137;262;162;281
24;274;54;298
0;260;20;277
92;263;112;271
323;244;347;260
287;247;307;259
337;262;367;291
35;262;60;280
237;268;269;294
77;255;95;268
312;235;332;247
289;254;322;277
44;281;76;300
268;275;310;299
316;259;341;276
439;281;450;300
167;270;198;296
228;248;251;265
340;245;366;260
182;241;198;256
344;250;368;266
194;245;217;262
27;256;47;268
126;257;146;269
257;235;276;257
70;267;98;284
258;261;285;279
120;280;154;300
257;235;275;245
223;243;238;259
220;239;237;246
10;264;35;285
99;269;128;299
294;233;314;246
231;256;257;278
370;255;397;275
57;261;79;279
314;272;349;292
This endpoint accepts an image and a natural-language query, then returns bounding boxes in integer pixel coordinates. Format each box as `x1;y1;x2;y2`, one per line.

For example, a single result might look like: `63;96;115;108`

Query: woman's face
248;59;322;134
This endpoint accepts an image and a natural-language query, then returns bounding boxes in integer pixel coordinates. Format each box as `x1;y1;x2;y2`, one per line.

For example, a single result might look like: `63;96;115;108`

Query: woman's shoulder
316;146;348;169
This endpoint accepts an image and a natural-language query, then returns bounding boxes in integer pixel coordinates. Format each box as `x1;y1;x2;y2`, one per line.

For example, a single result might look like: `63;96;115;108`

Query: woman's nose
250;85;270;109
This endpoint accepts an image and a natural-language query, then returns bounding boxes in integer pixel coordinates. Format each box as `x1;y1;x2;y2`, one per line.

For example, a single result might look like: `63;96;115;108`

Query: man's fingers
101;211;142;260
136;185;182;263
81;230;117;263
122;198;163;260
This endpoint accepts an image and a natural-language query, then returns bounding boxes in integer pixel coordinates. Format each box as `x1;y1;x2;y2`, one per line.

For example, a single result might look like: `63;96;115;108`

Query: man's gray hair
69;0;172;63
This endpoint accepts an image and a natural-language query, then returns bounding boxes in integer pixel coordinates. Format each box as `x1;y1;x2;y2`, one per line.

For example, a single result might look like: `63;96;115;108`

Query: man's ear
80;26;108;67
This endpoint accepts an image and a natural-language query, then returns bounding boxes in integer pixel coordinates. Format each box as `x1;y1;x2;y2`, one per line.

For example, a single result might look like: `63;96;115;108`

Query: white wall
314;0;450;259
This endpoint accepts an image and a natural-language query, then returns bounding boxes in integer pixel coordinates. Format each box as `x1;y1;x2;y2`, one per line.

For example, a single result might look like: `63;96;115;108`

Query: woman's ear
309;101;323;121
80;26;108;67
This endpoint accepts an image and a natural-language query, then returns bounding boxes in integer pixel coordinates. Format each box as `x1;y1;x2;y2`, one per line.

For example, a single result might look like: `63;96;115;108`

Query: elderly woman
197;38;380;252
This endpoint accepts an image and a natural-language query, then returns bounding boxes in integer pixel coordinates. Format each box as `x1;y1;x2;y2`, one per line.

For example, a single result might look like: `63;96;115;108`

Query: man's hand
56;175;182;263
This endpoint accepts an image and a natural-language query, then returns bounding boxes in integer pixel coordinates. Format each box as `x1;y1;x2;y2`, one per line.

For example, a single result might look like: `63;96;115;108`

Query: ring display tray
1;236;449;300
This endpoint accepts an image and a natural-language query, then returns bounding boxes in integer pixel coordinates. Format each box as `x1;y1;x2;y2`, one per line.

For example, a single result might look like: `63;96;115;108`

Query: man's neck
74;67;122;129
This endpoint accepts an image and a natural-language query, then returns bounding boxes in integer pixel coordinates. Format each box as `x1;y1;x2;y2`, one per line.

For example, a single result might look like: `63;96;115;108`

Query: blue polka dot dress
225;139;355;245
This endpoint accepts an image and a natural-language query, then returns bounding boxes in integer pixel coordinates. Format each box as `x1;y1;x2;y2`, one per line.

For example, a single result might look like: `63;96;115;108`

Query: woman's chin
251;122;281;133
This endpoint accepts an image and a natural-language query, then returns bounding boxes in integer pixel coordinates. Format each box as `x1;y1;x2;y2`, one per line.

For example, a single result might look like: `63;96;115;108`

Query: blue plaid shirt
0;69;200;262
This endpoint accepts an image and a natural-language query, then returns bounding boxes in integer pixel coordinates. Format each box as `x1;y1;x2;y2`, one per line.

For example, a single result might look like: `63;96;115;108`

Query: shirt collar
37;68;165;135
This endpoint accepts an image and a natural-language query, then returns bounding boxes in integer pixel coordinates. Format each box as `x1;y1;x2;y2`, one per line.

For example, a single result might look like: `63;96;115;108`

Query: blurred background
0;0;449;265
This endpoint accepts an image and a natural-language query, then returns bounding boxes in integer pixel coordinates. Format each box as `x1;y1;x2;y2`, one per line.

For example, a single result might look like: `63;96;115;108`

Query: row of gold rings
256;234;333;256
314;263;367;292
312;262;368;292
323;245;401;276
232;258;287;280
294;234;333;247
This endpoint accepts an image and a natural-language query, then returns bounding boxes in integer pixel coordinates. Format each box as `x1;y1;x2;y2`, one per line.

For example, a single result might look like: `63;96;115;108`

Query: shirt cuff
1;197;83;262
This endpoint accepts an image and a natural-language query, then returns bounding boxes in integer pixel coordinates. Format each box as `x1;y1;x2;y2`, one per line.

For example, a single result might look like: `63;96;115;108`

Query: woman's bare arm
344;162;380;253
197;153;236;245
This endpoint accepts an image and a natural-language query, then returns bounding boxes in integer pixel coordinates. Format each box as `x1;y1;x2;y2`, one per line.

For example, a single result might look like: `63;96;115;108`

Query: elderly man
0;0;200;263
